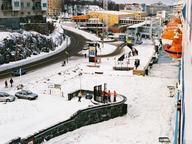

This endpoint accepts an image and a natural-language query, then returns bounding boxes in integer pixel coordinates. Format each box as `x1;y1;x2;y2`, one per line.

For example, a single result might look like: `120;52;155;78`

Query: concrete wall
8;96;127;144
0;18;20;29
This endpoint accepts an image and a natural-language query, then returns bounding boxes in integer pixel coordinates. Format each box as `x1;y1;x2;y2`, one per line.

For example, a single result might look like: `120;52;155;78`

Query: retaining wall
8;96;127;144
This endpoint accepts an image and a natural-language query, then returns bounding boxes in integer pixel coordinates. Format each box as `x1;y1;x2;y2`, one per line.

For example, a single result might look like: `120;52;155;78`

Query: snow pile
50;22;65;47
0;23;65;65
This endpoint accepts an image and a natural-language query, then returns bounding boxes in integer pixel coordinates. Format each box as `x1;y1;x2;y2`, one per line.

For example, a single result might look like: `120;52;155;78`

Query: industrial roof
89;10;134;15
128;21;151;28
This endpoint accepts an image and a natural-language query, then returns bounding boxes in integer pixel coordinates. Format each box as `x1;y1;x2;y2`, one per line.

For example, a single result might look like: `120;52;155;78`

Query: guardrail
8;95;127;144
173;61;181;144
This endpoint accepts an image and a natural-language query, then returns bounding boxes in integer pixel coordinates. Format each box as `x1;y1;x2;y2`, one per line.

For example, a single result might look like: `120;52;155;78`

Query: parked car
0;92;15;102
11;68;26;76
15;90;38;100
107;31;114;36
85;93;93;99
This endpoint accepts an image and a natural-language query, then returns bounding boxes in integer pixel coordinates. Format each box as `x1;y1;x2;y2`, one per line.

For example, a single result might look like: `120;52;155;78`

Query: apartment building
48;0;63;16
0;0;47;29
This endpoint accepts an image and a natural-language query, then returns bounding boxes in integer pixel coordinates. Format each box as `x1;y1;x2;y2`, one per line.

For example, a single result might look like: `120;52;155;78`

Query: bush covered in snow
0;24;65;65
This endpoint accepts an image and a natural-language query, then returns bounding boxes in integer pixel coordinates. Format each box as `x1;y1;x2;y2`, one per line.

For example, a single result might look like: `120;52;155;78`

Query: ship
161;17;182;59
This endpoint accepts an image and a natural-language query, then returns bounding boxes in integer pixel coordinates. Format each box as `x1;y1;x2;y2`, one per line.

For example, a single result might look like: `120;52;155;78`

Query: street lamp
79;69;82;90
65;36;69;63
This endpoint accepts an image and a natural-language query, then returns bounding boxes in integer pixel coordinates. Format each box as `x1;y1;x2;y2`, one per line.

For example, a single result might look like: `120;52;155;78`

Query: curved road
0;29;87;79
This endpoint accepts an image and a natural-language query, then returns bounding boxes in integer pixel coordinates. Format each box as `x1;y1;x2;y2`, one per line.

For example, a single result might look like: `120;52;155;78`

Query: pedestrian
104;90;108;103
63;60;66;66
134;59;138;69
113;90;117;102
102;90;105;103
10;78;13;87
84;53;87;58
5;80;8;88
78;91;82;102
107;90;111;102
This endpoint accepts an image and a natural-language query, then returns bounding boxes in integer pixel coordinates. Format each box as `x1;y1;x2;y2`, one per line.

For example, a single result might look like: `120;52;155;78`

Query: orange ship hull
161;17;182;59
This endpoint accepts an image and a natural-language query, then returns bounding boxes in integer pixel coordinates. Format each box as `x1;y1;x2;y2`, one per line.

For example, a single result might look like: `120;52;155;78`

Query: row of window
13;1;47;8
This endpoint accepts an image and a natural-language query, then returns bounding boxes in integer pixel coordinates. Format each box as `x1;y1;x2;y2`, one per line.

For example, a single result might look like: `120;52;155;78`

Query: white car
0;92;15;102
15;90;38;100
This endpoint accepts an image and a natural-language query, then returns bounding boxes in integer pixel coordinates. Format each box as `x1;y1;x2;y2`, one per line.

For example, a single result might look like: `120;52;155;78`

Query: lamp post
65;36;69;63
79;69;82;91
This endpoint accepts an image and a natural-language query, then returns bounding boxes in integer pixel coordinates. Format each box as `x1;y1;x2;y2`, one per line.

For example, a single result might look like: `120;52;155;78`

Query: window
14;1;20;7
21;2;24;8
42;3;47;8
27;2;30;8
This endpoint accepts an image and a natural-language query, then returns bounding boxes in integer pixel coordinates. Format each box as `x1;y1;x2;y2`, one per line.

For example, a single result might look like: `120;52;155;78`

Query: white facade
12;0;21;11
41;0;48;11
182;0;192;143
156;10;166;19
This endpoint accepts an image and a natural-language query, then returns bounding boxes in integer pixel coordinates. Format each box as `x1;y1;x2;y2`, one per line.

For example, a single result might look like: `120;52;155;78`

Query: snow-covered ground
0;26;178;144
62;23;100;41
79;43;117;56
115;40;155;69
45;61;178;144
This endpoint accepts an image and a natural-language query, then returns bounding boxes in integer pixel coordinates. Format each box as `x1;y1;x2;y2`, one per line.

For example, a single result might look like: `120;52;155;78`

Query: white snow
61;23;101;41
79;43;117;56
45;61;178;144
0;23;70;72
0;26;178;144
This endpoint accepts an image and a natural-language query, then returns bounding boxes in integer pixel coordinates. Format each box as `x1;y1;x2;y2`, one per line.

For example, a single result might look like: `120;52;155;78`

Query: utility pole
102;0;108;48
103;0;108;33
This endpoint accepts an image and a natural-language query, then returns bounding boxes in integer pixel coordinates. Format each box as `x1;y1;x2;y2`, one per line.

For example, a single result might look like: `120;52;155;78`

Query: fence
173;61;181;144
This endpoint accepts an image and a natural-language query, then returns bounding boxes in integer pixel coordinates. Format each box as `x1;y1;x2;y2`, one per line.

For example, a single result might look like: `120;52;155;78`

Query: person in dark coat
102;90;105;103
78;91;82;102
10;78;13;87
5;80;8;88
107;90;111;102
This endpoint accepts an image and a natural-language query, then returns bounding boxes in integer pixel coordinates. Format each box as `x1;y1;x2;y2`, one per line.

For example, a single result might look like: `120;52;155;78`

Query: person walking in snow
102;90;105;103
5;80;8;88
78;91;82;102
113;90;117;102
10;78;13;87
107;90;111;102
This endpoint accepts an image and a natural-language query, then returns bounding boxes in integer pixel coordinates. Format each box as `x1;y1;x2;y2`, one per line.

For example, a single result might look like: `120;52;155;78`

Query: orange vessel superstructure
161;17;182;59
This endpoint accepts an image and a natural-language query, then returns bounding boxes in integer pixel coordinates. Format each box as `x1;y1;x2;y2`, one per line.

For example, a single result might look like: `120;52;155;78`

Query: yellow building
48;0;63;16
88;11;147;27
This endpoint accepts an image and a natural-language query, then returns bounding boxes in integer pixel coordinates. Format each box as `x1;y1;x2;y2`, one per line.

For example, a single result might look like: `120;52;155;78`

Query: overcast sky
111;0;176;5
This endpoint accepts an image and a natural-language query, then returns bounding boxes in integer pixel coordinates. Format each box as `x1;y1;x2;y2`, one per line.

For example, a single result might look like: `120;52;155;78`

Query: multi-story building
48;0;63;16
88;10;147;28
0;0;47;29
146;1;172;16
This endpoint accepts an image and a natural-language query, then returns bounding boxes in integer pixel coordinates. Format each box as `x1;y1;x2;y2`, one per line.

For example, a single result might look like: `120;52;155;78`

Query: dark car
0;92;15;102
85;93;93;99
11;68;26;76
15;90;38;100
